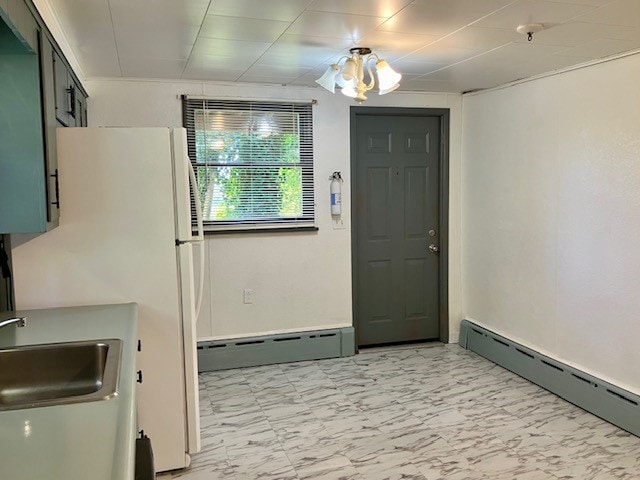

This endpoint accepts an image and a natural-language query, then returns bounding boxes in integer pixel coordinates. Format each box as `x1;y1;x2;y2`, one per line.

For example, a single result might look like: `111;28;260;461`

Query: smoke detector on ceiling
516;23;544;41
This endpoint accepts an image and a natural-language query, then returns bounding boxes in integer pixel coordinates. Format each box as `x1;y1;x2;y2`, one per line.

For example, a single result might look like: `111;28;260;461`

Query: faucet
0;316;26;329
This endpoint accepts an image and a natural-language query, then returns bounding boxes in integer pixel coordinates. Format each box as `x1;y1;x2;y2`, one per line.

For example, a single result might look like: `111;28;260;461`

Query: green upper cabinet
0;0;88;234
0;13;46;234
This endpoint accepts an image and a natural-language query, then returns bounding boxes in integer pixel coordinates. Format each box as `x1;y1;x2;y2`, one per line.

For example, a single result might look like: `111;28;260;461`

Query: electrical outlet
332;217;346;230
243;289;254;304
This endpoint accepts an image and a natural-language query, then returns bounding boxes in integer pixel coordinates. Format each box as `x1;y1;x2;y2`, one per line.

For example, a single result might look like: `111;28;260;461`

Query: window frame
182;96;316;233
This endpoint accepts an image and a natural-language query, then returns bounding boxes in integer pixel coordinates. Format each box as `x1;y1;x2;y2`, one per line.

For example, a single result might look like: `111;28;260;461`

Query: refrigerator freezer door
177;242;201;454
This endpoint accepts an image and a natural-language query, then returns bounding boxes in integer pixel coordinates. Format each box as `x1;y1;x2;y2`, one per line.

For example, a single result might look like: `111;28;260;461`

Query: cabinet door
81;96;88;126
0;29;46;233
75;89;86;127
65;71;78;126
39;32;60;226
53;49;70;126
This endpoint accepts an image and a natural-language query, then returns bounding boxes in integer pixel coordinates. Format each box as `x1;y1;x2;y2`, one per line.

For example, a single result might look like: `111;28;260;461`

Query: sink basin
0;339;122;411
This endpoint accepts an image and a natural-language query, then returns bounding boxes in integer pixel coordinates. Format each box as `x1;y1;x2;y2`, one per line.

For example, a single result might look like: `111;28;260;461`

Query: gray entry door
354;113;440;346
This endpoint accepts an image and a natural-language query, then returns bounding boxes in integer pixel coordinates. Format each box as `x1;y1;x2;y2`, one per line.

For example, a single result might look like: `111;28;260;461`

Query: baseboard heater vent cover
197;327;355;372
459;319;640;437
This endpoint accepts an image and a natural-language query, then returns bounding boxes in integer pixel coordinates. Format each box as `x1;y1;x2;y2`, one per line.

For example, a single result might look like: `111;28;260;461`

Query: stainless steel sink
0;339;122;411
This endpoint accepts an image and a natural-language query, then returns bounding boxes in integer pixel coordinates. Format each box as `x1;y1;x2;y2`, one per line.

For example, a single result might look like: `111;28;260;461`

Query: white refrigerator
12;127;203;472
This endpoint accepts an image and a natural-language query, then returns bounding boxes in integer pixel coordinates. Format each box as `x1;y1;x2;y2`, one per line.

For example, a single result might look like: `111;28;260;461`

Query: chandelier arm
363;54;376;92
335;55;351;66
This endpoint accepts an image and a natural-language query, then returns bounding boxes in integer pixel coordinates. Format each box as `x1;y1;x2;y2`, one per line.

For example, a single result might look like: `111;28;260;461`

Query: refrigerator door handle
186;156;205;319
186;157;204;242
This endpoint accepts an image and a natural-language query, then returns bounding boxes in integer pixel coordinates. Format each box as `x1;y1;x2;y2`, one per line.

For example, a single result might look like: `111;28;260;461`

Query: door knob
428;244;439;254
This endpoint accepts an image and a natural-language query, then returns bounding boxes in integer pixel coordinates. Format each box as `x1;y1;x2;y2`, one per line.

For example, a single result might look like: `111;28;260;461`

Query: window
182;97;315;231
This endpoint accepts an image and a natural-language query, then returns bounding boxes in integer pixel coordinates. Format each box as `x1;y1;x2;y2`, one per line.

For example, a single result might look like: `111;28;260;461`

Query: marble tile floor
159;344;640;480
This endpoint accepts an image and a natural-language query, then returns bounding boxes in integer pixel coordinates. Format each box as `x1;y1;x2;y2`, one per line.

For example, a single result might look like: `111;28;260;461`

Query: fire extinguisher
330;171;343;215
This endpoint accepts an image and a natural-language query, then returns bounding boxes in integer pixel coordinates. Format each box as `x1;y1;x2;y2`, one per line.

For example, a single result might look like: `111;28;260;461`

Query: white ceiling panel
389;59;445;75
474;0;598;29
44;0;640;93
182;66;244;82
207;0;313;22
555;0;618;5
109;0;209;28
240;63;313;78
257;37;345;68
411;0;518;14
74;51;121;78
285;11;386;39
422;42;593;90
288;75;325;87
401;75;466;92
306;0;414;17
378;2;490;36
258;35;351;71
237;73;301;84
199;15;290;42
113;26;199;60
191;38;271;59
571;0;640;27
355;31;441;54
119;57;187;79
403;45;484;64
433;26;520;50
185;53;257;72
554;37;640;58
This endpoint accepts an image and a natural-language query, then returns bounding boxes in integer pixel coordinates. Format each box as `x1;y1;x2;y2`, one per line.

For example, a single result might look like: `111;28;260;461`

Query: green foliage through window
183;99;314;229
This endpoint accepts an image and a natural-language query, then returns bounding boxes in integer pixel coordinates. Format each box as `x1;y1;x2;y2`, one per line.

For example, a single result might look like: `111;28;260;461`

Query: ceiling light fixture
315;47;402;103
516;23;544;42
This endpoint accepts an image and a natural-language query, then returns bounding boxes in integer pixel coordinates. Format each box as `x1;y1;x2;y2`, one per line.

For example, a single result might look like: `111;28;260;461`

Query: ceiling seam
180;0;216;81
106;0;122;77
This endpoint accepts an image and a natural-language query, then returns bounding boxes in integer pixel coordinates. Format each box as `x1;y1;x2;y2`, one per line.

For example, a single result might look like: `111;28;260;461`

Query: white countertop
0;303;138;480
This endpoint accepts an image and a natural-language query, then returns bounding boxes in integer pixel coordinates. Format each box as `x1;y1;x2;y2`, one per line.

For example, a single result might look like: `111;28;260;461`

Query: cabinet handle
137;370;143;383
137;339;142;352
51;169;60;209
67;85;76;118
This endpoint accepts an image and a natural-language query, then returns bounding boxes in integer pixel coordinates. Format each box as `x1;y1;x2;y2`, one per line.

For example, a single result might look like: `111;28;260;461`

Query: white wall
461;54;640;393
85;78;463;342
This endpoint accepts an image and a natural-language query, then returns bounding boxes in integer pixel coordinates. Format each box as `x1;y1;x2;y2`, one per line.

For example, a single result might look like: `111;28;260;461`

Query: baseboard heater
459;319;640;437
197;327;355;372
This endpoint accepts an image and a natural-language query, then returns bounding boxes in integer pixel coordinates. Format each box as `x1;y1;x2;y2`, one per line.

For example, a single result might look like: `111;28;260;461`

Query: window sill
199;225;319;236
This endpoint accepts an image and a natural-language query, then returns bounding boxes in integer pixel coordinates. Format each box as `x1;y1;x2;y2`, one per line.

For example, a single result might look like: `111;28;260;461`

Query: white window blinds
182;97;315;231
